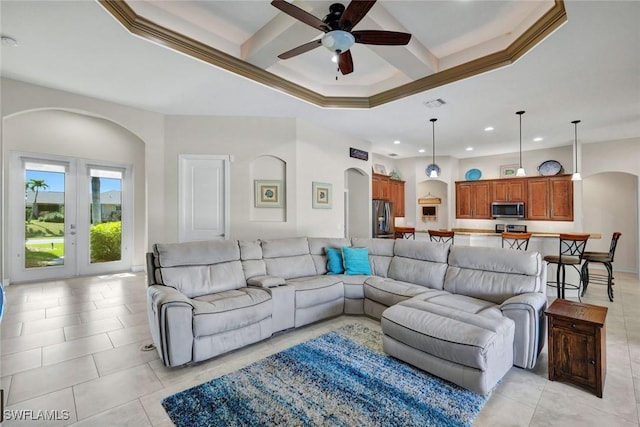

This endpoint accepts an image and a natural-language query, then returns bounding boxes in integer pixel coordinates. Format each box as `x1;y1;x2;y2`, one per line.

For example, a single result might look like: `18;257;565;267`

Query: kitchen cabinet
372;173;405;217
372;173;390;200
455;181;491;219
527;175;573;221
546;299;607;398
492;179;526;202
389;179;405;217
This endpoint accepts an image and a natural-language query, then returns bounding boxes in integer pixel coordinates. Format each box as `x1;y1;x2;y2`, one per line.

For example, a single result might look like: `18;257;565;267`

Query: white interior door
178;154;230;242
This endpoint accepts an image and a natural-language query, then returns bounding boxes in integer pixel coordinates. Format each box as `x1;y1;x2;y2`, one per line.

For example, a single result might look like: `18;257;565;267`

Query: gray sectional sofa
146;237;547;395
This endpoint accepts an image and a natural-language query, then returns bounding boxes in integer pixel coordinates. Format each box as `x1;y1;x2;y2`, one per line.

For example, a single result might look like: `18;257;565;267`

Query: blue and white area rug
161;324;489;427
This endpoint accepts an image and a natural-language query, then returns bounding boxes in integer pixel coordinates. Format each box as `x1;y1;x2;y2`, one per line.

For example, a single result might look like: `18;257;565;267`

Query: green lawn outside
25;220;64;239
25;242;64;268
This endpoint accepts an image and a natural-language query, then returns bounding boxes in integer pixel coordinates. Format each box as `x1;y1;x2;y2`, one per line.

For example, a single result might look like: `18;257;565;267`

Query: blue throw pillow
325;247;344;274
342;246;371;275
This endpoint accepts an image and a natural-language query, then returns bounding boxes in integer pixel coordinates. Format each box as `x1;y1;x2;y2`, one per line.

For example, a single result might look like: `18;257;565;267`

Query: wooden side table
545;299;607;397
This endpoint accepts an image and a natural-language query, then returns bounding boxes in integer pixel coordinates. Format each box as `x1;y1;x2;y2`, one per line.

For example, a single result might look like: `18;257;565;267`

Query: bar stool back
581;232;621;301
428;230;455;244
501;232;532;251
543;233;590;300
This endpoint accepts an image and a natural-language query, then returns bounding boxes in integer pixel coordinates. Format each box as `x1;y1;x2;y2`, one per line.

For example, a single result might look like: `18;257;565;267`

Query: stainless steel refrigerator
372;199;394;238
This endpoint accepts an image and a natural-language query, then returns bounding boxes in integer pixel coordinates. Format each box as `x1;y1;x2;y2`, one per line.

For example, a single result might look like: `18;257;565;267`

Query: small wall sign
349;147;368;161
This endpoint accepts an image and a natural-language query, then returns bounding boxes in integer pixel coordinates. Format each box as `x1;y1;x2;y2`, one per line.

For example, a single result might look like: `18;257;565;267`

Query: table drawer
552;318;596;334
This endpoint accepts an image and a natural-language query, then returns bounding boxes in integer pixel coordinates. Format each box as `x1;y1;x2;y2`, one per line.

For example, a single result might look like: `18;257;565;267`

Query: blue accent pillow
325;247;344;274
342;246;371;275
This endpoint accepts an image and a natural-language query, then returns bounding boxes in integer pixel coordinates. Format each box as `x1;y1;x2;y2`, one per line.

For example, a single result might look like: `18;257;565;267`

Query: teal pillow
325;247;344;274
342;246;371;275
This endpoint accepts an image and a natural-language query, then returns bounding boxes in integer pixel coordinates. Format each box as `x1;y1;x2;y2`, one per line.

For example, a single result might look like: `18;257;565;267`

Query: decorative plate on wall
425;164;440;177
538;160;563;176
464;168;482;181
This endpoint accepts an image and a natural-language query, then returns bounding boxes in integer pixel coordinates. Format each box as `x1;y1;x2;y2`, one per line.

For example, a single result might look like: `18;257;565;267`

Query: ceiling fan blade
338;50;354;75
277;39;322;60
271;0;329;32
339;0;376;31
352;30;412;45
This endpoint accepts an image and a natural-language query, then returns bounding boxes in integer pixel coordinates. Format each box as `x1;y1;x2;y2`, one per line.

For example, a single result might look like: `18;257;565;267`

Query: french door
10;153;132;283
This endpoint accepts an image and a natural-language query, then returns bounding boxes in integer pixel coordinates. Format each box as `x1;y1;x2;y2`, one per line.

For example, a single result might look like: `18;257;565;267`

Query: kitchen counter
416;228;602;239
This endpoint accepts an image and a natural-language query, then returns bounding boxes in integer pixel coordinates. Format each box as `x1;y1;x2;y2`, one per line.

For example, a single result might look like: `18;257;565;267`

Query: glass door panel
88;168;123;264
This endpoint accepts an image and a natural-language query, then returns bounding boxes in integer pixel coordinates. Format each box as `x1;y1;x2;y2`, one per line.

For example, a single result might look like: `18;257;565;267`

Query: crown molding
99;0;566;109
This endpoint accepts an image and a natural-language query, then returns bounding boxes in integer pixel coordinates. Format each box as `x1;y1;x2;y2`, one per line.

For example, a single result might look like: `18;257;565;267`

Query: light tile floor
1;270;639;426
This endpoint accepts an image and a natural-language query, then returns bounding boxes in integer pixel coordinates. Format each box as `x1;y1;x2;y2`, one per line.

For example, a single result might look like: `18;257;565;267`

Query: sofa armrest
500;292;547;369
147;285;195;367
247;275;286;288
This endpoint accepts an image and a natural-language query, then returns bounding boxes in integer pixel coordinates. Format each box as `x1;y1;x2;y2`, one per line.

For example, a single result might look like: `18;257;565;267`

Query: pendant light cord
430;118;437;166
516;111;525;168
572;120;581;171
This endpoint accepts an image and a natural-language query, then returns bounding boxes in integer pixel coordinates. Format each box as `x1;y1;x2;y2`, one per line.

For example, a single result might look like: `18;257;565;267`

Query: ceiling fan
271;0;412;75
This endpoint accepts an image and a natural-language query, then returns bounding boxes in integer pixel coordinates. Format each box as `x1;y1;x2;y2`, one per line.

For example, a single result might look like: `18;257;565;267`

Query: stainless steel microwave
491;202;525;218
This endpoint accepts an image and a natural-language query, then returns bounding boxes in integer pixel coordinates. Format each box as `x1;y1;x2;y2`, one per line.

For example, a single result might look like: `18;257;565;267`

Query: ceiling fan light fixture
321;30;355;54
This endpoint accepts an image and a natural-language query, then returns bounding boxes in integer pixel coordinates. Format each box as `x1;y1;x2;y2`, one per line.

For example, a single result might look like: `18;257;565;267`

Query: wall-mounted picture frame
500;164;519;178
373;163;387;175
254;180;283;208
312;182;332;209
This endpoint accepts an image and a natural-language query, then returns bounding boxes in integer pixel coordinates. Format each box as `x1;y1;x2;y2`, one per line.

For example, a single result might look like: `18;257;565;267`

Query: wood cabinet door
456;182;473;218
372;175;389;200
456;181;490;218
527;178;551;220
551;328;597;388
473;181;492;218
493;180;526;202
390;180;405;217
550;176;573;221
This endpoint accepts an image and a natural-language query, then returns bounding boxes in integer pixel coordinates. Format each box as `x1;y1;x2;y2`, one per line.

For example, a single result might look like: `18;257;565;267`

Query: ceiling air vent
424;98;446;108
388;153;398;157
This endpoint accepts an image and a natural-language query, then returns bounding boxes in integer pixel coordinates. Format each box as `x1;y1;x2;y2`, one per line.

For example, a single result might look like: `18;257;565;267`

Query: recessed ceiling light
418;149;426;153
393;140;400;145
1;35;18;47
484;126;494;132
465;147;474;151
533;137;543;142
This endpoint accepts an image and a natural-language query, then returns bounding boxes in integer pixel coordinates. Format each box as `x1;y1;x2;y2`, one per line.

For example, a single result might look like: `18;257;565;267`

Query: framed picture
312;182;332;209
500;164;519;178
373;163;387;175
254;180;283;208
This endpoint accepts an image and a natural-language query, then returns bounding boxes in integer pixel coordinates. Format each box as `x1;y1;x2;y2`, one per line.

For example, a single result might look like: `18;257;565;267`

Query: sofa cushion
364;277;444;307
286;276;344;309
191;287;272;337
154;240;239;267
342;246;372;275
261;238;317;279
387;240;449;290
159;260;247;298
444;246;543;304
382;298;515;371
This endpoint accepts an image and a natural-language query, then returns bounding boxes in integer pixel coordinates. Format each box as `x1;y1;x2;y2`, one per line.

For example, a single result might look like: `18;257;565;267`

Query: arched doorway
344;168;369;238
4;109;146;283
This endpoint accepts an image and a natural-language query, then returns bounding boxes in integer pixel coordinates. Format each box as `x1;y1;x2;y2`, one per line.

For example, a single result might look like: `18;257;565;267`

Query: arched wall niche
250;155;287;222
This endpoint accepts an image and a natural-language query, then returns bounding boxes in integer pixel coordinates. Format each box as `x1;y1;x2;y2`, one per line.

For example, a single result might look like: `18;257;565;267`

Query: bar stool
501;232;532;251
428;230;454;244
581;232;621;302
544;233;590;300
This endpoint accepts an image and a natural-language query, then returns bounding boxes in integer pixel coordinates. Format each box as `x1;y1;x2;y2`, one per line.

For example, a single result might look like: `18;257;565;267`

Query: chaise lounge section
146;236;547;395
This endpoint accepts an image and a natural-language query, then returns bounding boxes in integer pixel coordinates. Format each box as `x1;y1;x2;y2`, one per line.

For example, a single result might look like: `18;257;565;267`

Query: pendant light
429;118;438;178
516;111;526;176
571;120;582;181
